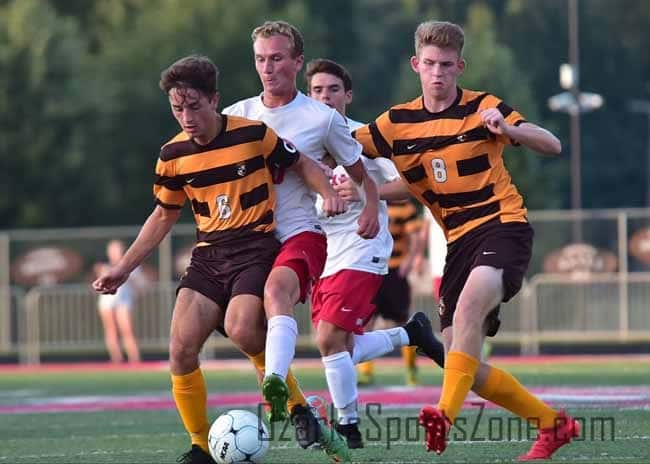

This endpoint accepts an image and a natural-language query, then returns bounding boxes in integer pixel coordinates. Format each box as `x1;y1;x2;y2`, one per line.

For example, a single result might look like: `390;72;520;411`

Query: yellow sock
402;346;417;369
286;369;307;411
248;351;306;413
171;368;209;452
475;366;558;429
437;351;480;423
358;360;374;376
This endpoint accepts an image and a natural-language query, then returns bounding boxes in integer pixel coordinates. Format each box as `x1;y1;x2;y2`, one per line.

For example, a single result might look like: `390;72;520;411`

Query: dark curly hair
159;55;218;97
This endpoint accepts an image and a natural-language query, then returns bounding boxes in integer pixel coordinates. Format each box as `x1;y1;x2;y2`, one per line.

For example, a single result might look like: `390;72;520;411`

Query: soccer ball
208;409;269;464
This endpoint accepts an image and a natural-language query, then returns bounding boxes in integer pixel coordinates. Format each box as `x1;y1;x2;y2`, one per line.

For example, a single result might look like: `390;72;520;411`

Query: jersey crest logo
216;194;231;220
236;163;247;177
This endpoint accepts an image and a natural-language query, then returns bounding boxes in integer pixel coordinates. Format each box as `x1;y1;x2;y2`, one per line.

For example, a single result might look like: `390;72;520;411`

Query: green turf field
1;358;649;463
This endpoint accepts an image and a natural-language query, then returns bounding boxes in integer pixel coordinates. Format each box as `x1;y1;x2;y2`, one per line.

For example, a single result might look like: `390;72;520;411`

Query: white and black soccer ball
208;409;269;464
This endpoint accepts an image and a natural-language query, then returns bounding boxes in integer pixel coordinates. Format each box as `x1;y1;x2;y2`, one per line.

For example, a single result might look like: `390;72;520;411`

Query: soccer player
356;199;426;387
352;21;578;461
305;58;445;449
222;22;379;460
92;55;345;464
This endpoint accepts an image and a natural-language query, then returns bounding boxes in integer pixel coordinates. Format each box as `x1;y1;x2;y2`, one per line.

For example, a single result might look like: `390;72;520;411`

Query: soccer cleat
405;366;418;387
262;373;289;422
517;411;581;461
335;421;364;449
419;405;451;455
290;404;321;449
318;421;351;463
404;312;445;368
176;445;216;464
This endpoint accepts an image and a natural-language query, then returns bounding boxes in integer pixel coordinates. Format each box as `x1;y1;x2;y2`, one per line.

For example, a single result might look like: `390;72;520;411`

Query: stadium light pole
547;0;603;242
627;99;650;207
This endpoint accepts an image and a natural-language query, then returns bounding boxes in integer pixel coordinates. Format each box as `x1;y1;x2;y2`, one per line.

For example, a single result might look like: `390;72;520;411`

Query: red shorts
273;231;327;303
311;270;384;334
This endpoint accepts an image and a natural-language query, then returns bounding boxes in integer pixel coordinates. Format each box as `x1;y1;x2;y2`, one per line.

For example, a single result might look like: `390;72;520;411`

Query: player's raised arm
479;107;561;155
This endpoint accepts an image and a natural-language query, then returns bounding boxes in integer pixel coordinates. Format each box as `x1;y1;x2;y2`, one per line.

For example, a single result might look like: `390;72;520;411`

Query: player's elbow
547;136;562;155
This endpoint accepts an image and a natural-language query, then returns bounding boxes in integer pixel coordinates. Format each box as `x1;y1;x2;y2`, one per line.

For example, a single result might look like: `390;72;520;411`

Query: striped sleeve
484;94;527;146
260;124;299;169
353;110;393;159
153;157;186;209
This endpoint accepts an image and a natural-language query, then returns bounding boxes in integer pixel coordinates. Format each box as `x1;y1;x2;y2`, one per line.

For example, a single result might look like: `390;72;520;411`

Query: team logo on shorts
438;297;446;316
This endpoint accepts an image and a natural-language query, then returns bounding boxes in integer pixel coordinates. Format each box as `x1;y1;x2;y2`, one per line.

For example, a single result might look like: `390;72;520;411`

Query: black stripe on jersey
368;122;393;158
182;155;265;188
422;190;437;204
419;184;495;208
155;198;183;210
392;212;418;225
196;209;274;244
160;119;266;161
267;139;299;170
457;154;490;176
391;250;404;258
402;164;427;183
438;184;495;208
443;201;500;230
497;102;513;118
191;199;211;217
240;184;269;210
155;174;185;191
393;126;492;155
389;93;489;123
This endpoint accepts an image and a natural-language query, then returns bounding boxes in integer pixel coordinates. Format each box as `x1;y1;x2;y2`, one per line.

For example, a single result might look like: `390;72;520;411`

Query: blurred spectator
94;240;142;363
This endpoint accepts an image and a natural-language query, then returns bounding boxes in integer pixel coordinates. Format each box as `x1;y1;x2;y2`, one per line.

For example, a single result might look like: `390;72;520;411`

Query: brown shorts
178;232;280;311
438;220;533;336
374;268;411;324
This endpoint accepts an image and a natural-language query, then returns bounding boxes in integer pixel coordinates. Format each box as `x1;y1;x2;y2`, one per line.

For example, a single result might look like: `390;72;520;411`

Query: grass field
1;356;649;463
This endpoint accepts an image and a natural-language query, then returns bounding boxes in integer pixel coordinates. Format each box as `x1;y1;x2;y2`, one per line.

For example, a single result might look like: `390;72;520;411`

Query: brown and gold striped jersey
387;201;422;269
153;114;299;245
354;88;528;243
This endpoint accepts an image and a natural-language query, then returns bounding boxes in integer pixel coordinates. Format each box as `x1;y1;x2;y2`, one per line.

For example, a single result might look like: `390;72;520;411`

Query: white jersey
346;117;364;132
316;153;400;278
425;209;447;276
222;92;361;243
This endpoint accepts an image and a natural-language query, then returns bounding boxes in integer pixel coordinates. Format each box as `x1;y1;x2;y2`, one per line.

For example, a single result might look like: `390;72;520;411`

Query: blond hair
414;21;464;56
251;20;304;58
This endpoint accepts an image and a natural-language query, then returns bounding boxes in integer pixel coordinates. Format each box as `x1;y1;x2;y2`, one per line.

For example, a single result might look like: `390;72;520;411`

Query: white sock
265;315;297;379
351;331;394;364
322;351;359;423
351;328;409;364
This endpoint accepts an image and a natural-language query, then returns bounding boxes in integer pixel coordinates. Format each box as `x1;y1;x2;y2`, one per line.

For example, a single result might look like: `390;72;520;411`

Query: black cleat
176;445;215;464
404;312;445;368
335;421;364;449
291;404;321;449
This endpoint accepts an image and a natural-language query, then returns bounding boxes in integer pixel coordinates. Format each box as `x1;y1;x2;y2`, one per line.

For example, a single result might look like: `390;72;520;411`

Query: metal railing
3;207;650;363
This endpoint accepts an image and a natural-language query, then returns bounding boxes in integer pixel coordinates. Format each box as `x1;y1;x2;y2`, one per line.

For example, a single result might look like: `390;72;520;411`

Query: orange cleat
518;411;580;461
418;405;451;455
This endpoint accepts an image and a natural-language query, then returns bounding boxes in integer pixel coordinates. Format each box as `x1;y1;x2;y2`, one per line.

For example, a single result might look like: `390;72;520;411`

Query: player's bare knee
452;308;483;338
263;280;295;317
315;326;348;356
169;336;200;369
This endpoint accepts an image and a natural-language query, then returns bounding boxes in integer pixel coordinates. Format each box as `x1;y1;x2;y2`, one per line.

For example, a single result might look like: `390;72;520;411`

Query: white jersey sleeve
324;111;361;167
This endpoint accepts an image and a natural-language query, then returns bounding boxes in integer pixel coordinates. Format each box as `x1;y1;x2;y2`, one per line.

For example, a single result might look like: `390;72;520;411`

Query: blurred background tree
1;0;649;228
